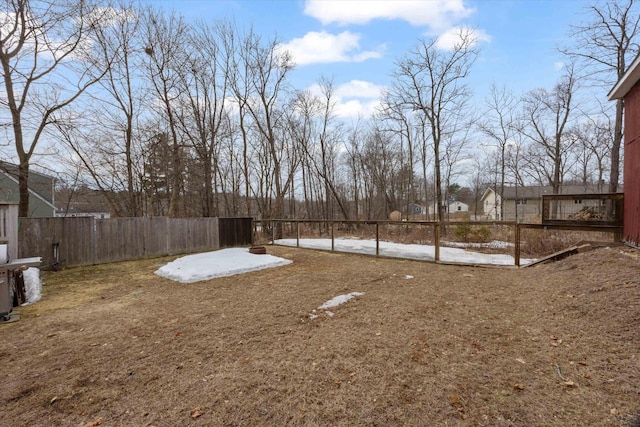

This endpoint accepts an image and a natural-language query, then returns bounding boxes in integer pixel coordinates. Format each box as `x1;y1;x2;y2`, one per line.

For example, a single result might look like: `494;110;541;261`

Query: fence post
515;224;521;266
296;222;300;248
376;222;380;256
331;222;335;251
271;220;276;245
434;223;440;262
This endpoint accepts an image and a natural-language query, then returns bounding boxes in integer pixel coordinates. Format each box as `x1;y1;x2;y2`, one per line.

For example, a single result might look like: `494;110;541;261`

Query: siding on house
482;185;618;222
0;162;55;217
622;82;640;244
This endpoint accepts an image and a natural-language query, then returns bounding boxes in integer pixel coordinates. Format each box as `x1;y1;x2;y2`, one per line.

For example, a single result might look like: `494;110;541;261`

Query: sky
150;0;592;120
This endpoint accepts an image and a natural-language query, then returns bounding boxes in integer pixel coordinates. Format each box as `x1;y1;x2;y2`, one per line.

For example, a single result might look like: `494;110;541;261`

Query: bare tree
238;29;294;221
0;0;112;216
389;28;479;221
563;0;640;192
141;7;190;217
291;79;350;220
173;21;230;217
478;83;518;220
376;93;418;219
518;64;578;194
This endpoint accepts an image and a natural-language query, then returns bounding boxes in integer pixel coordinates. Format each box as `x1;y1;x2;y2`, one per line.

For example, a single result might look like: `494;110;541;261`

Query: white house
428;201;469;216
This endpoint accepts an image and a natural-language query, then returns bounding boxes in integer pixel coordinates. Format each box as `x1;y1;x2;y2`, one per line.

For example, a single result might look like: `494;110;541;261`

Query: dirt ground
1;245;639;427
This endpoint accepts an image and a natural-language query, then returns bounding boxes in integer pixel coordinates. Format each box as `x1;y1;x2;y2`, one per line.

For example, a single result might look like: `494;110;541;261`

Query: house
408;203;425;216
55;186;113;219
481;185;617;221
608;54;640;245
427;201;469;216
0;161;55;217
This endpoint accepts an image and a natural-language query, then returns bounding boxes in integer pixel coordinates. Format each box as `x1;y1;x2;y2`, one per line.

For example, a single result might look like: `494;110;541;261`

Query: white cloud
306;80;385;119
434;26;491;50
554;61;565;71
335;99;381;119
279;31;383;66
304;0;474;32
335;80;384;99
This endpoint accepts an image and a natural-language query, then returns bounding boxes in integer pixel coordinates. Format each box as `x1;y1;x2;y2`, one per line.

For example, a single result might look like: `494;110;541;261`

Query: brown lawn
1;245;639;427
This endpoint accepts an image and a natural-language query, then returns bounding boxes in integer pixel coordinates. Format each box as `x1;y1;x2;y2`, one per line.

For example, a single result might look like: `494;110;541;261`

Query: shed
609;54;640;245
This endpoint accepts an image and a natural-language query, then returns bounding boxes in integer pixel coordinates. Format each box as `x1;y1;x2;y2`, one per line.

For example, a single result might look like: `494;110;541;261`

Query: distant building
428;201;469;215
0;161;55;217
55;186;113;219
481;185;619;221
408;203;425;216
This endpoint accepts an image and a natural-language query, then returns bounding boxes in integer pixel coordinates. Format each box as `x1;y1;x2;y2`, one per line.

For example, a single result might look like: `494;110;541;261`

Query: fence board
18;217;251;268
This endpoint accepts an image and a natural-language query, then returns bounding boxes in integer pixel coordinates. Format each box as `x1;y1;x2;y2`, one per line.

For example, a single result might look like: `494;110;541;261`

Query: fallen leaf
578;361;588;366
515;358;526;364
84;418;103;427
50;396;58;404
175;332;181;337
610;408;618;415
191;407;203;419
583;373;591;379
513;383;525;390
449;395;464;413
561;380;577;387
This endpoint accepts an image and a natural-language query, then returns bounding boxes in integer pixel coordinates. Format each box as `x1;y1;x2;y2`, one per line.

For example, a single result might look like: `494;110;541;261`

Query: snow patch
155;248;292;283
275;238;535;265
310;292;364;319
21;267;42;305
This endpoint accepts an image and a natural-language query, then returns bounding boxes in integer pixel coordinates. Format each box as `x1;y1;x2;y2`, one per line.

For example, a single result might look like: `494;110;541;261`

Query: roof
0;161;55;203
609;52;640;100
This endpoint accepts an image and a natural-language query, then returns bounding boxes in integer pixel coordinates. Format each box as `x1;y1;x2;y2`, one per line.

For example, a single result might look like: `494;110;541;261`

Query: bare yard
1;246;639;426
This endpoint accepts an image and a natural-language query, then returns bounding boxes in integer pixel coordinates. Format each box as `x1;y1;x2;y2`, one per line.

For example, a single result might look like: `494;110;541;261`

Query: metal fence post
331;222;335;251
515;223;521;266
434;223;440;262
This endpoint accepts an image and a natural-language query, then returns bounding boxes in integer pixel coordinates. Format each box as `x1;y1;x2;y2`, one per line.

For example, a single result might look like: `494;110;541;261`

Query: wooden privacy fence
18;217;253;268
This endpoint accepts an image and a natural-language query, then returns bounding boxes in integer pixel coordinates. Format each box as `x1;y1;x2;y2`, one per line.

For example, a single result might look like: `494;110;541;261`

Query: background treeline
1;0;636;220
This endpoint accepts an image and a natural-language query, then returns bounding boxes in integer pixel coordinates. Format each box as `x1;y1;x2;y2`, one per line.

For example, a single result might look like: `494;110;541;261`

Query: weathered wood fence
18;217;253;268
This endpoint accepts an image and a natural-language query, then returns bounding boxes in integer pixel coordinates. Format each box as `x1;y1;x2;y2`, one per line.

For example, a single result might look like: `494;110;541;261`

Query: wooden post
331;222;335;251
375;222;380;256
515;223;521;266
271;220;276;245
434;223;440;262
296;222;300;248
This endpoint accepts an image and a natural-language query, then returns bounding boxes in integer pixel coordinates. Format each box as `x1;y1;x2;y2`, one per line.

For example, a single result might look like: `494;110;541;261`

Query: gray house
0;161;55;217
481;185;618;221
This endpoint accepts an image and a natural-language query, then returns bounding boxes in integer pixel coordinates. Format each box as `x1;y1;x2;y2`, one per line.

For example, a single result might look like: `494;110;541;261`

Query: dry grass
1;246;639;426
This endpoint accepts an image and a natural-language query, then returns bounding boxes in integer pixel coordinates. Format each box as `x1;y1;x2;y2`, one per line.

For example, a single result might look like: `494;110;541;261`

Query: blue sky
151;0;588;118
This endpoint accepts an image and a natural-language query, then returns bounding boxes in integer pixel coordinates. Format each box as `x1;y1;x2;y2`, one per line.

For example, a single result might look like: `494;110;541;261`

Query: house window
516;198;527;205
574;199;582;204
457;206;461;211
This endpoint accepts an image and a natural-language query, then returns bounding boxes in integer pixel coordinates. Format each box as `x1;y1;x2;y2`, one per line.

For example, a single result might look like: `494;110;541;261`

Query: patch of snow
309;291;365;319
405;275;414;280
443;240;514;249
21;267;42;305
155;248;292;283
275;238;535;266
318;292;365;309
